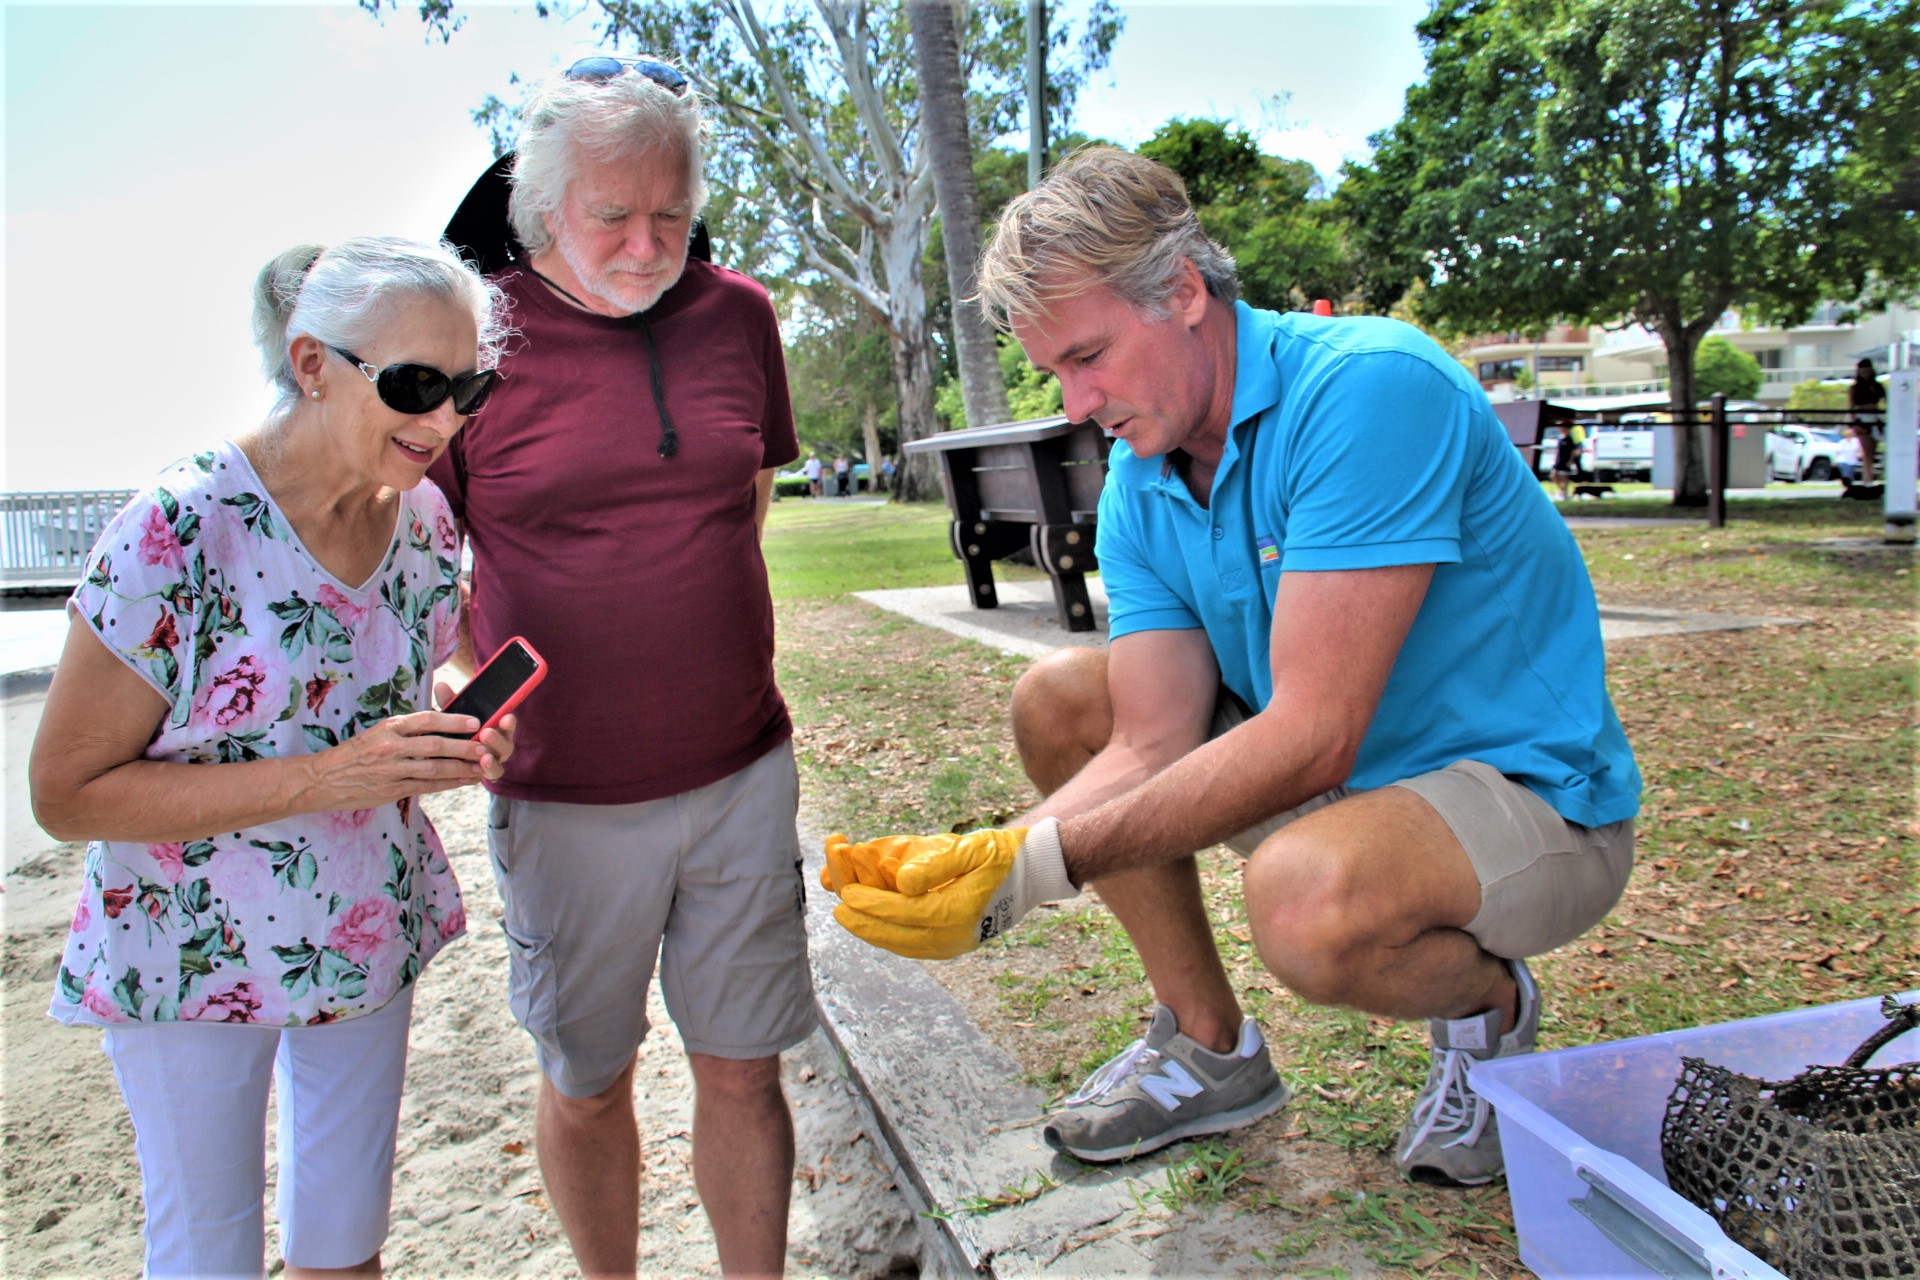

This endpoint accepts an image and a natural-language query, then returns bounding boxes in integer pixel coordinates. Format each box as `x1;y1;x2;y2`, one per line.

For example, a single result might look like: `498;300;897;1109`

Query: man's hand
820;819;1077;959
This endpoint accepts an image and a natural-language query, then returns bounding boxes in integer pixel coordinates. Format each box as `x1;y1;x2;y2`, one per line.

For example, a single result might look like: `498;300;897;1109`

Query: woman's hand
435;679;516;782
296;685;510;812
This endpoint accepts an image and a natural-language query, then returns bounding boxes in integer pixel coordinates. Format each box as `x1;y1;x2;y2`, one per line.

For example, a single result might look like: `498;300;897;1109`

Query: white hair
508;60;707;256
252;237;509;411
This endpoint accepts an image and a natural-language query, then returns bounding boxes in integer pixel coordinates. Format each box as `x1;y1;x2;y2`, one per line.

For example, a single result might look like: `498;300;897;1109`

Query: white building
1465;302;1920;404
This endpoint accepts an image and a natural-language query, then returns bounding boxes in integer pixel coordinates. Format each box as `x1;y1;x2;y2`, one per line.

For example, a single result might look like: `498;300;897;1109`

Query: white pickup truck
1533;420;1657;482
1594;417;1659;481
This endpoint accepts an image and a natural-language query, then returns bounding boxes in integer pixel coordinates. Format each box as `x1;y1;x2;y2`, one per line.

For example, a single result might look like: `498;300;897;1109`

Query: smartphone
442;637;547;740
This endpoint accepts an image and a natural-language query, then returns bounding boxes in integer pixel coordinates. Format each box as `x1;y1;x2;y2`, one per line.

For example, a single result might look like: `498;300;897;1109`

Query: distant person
881;454;897;493
427;55;811;1277
1837;431;1863;486
32;237;514;1277
804;452;823;497
820;147;1639;1188
1550;425;1584;500
1850;359;1886;483
834;454;851;496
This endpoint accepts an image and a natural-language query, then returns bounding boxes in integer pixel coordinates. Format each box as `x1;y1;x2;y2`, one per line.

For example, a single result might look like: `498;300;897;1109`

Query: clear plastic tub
1469;992;1920;1279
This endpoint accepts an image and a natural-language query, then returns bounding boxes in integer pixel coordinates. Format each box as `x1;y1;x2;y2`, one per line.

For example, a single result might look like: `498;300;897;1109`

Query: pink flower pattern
147;843;186;885
326;896;402;966
136;504;185;571
49;440;467;1030
315;584;369;630
190;654;271;730
81;982;126;1023
179;975;289;1025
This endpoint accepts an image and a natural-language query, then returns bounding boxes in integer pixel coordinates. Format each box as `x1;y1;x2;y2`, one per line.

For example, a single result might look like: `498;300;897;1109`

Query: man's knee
688;1053;785;1106
540;1056;638;1129
1243;834;1377;1007
1011;648;1111;788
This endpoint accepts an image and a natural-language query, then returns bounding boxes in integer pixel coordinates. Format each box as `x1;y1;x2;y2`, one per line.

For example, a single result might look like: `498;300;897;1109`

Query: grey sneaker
1043;1005;1290;1163
1394;958;1540;1186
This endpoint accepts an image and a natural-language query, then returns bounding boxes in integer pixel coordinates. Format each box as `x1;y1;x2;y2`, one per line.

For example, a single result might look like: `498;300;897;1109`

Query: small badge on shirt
1257;537;1280;565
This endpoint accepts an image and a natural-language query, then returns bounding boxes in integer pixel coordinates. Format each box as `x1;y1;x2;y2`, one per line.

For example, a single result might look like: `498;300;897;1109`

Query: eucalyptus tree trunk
908;0;1013;435
860;398;884;499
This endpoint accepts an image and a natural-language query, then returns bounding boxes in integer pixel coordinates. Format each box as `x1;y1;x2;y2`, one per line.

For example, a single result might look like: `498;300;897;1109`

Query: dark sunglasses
329;347;499;416
565;55;690;93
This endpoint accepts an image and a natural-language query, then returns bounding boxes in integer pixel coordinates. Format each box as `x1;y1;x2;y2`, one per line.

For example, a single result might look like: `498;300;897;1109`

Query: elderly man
821;147;1639;1187
429;57;808;1276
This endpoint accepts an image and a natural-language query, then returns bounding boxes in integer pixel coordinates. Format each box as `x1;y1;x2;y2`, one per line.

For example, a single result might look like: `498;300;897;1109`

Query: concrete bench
904;416;1110;632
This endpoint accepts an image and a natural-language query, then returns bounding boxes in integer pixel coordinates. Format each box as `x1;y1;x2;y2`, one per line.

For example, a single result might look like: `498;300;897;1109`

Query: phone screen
443;641;539;738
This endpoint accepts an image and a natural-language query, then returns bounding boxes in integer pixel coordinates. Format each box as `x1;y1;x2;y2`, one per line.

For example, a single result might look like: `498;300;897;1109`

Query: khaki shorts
1213;697;1634;960
486;740;816;1097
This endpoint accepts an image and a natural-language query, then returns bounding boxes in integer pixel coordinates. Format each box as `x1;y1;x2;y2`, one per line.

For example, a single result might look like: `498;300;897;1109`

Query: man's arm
1020;627;1219;824
754;467;777;539
1059;563;1433;885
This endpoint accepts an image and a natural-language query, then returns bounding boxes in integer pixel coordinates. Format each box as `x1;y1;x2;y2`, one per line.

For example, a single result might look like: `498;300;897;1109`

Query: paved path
857;578;1804;660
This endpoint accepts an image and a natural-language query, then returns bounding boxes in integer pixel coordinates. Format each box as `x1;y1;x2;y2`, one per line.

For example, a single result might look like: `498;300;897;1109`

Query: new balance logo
1138;1061;1205;1111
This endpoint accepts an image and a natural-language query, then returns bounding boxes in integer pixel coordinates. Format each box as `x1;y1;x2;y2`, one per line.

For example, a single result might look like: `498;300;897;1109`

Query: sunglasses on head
329;347;499;416
565;54;690;93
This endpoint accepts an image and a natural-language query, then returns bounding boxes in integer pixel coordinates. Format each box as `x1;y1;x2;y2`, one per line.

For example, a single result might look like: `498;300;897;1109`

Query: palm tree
908;0;1013;435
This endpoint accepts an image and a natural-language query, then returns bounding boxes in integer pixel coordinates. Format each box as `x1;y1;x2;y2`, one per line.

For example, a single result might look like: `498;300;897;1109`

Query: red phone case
456;636;548;735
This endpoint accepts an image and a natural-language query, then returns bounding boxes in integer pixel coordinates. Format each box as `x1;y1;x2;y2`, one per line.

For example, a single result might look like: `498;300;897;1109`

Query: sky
3;1;1428;492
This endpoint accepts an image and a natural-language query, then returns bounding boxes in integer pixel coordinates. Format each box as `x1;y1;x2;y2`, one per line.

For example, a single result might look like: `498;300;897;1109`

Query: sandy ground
2;783;924;1279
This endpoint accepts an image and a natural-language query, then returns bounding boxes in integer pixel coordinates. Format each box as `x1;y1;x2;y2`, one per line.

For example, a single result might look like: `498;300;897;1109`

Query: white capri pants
100;987;413;1278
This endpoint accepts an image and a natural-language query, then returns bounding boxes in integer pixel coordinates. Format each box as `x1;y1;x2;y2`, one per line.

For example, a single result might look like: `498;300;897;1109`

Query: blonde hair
975;146;1237;330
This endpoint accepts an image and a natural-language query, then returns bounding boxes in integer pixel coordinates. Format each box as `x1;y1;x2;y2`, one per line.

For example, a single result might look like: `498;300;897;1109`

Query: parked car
1596;417;1659;481
1766;425;1845;482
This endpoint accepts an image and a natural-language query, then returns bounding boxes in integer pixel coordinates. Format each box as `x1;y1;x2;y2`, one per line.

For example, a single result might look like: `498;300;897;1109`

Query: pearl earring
311;390;321;399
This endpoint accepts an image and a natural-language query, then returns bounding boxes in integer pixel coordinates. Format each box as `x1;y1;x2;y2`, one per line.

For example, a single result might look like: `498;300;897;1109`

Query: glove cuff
1017;817;1079;905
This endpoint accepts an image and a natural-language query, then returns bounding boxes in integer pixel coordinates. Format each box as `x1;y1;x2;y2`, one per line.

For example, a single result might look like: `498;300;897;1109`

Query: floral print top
48;440;467;1028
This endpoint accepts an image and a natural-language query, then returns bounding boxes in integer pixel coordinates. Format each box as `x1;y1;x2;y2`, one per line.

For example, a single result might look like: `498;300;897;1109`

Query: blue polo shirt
1096;302;1640;828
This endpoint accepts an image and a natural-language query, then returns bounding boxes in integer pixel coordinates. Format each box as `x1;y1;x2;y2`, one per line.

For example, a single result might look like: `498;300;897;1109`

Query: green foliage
1692;337;1763;401
1138;119;1356;313
1786;380;1854;412
785;291;897;456
1338;0;1920;499
937;335;1063;429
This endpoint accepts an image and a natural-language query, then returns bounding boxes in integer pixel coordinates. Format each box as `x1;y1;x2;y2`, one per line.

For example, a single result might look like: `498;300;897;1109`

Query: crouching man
820;147;1640;1186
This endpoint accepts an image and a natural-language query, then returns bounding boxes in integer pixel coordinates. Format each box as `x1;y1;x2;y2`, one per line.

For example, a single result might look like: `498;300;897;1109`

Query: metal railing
0;490;137;572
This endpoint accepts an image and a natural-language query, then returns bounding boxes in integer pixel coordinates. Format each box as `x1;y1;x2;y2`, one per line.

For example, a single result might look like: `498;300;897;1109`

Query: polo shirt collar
1229;300;1283;430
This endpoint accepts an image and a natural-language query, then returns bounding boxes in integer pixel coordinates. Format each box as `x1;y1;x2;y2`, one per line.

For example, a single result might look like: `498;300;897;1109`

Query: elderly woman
31;236;512;1279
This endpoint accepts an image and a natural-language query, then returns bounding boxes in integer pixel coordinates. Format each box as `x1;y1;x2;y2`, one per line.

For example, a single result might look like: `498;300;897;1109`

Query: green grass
763;498;1047;602
1133;1140;1258;1212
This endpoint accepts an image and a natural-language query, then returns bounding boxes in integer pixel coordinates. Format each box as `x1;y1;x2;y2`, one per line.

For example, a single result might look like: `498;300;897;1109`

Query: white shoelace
1400;1047;1490;1152
1065;1038;1161;1105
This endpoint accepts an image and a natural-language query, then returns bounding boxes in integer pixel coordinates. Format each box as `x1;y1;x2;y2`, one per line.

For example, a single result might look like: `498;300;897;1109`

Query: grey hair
508;59;707;256
252;237;510;412
975;145;1238;331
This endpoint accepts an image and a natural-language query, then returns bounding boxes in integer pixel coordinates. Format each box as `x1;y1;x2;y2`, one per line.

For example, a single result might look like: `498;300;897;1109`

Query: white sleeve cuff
1016;817;1080;907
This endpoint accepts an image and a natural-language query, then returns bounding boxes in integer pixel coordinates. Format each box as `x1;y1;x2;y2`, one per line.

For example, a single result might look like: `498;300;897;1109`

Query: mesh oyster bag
1661;995;1920;1279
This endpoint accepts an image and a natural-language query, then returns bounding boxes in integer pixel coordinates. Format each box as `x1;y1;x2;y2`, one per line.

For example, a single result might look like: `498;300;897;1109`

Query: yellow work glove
820;832;920;895
825;818;1077;960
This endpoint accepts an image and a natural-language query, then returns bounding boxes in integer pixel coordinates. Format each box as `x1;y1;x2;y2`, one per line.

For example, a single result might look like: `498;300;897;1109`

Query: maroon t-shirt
430;260;799;804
